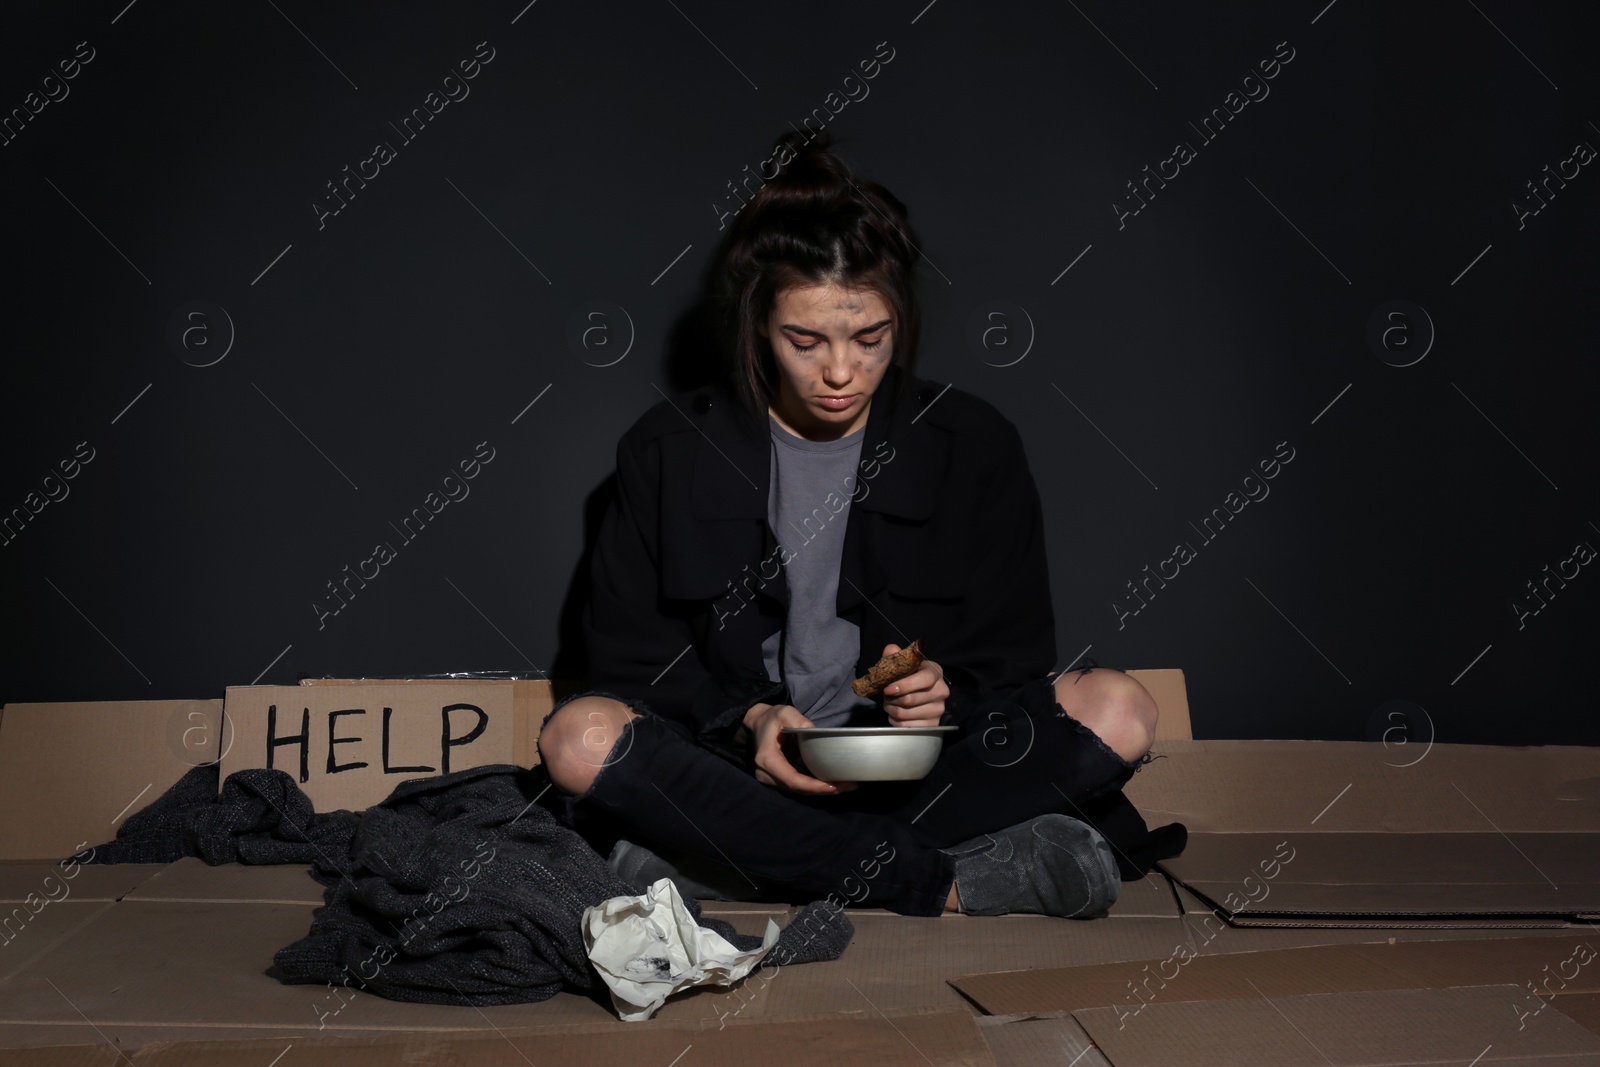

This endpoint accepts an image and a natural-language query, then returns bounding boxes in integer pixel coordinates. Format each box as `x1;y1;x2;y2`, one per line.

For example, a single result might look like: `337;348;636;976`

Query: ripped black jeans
536;663;1155;917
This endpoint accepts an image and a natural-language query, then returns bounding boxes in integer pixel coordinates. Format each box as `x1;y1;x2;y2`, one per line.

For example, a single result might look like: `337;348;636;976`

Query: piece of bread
852;638;925;697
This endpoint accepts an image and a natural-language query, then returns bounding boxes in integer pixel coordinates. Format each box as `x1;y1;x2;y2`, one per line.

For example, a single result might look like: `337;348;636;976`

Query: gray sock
944;814;1121;917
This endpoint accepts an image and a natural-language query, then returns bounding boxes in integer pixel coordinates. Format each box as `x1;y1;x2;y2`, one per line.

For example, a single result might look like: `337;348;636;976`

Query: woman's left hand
879;643;949;727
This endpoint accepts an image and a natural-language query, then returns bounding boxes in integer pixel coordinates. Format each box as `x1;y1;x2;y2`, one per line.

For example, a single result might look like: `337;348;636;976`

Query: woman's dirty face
761;282;893;439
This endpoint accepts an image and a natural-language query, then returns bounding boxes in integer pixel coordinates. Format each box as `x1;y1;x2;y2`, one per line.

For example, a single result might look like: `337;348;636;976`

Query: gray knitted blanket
75;762;850;1006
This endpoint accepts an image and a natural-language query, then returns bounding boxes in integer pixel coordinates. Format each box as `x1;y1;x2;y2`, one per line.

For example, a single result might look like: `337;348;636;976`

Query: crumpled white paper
582;877;780;1021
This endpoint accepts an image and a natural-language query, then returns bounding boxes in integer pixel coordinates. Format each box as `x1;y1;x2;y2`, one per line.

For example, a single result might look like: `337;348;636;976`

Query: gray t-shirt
761;412;881;727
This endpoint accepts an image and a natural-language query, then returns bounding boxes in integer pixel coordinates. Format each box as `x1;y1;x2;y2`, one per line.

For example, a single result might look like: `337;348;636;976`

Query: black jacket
582;361;1057;757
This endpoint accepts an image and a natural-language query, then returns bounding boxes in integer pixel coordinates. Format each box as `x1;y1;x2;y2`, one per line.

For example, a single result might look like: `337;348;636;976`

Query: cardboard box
112;1010;994;1066
976;1012;1110;1067
1123;739;1600;834
950;934;1600;1015
220;681;548;813
0;699;222;862
9;670;1600;1064
951;937;1600;1063
121;856;324;904
1127;739;1600;928
1076;984;1600;1065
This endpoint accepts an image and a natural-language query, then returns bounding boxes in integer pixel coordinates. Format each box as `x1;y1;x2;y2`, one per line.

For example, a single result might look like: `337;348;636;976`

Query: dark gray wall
2;1;1594;745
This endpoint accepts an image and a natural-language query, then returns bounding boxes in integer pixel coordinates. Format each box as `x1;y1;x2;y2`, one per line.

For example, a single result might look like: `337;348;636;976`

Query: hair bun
750;130;854;218
711;129;924;422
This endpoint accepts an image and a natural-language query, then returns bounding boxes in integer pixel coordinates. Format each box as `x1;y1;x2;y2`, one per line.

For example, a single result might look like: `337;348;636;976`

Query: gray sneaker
944;814;1121;917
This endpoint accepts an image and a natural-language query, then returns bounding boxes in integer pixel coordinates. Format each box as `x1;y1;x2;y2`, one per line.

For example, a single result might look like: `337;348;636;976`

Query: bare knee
538;696;638;794
1117;675;1159;757
1053;670;1158;763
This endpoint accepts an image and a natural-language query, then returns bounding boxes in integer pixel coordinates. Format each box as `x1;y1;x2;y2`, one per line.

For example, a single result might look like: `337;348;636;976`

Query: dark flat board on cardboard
950;934;1600;1018
1075;984;1600;1066
1161;832;1600;924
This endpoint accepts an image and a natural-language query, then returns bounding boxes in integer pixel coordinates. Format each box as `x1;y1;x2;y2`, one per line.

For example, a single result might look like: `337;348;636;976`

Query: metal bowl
781;725;957;782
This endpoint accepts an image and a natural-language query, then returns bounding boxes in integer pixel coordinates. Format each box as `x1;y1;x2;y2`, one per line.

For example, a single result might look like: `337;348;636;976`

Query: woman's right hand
742;702;855;795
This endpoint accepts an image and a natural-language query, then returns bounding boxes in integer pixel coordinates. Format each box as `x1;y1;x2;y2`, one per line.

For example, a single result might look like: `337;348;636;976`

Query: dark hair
711;130;923;424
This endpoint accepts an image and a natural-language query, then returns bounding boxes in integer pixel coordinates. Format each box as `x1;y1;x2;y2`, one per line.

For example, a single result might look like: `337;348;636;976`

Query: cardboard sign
220;683;522;812
298;676;550;767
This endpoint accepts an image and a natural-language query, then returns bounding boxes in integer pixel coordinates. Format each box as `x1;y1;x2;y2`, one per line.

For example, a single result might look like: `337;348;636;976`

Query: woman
538;131;1185;918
